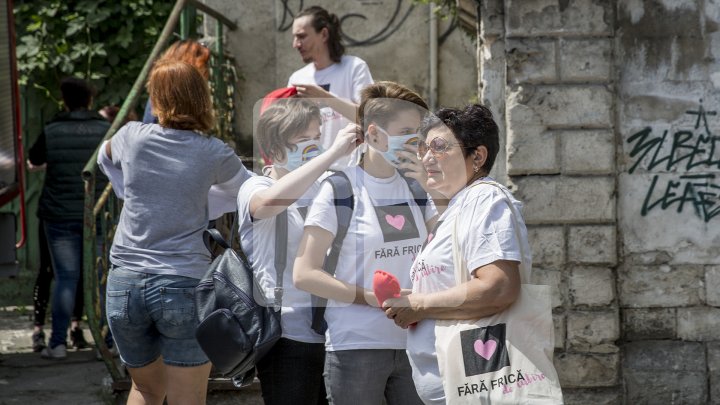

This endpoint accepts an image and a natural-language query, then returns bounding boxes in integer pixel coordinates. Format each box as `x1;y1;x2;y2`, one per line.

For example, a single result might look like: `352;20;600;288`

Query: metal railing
81;0;237;389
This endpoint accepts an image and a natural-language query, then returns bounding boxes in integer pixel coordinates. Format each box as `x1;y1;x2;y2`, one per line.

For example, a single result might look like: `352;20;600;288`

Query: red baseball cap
258;87;299;165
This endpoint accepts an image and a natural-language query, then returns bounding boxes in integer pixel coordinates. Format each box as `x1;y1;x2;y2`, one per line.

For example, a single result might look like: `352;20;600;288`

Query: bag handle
203;211;237;257
452;180;529;285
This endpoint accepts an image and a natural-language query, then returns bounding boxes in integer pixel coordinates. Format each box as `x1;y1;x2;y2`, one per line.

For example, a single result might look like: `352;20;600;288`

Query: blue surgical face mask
276;139;322;171
369;127;419;168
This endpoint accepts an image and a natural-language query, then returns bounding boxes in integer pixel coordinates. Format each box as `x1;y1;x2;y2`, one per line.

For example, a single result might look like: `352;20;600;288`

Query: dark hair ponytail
297;6;345;63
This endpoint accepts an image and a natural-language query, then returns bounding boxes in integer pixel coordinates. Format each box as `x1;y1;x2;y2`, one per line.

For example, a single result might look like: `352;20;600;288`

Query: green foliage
412;0;458;19
14;0;172;110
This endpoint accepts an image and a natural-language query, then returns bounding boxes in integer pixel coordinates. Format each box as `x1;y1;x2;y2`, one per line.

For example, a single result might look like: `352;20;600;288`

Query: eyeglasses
417;137;464;159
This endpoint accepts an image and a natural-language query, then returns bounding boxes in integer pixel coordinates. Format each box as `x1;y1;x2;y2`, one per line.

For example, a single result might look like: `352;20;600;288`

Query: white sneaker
41;344;67;359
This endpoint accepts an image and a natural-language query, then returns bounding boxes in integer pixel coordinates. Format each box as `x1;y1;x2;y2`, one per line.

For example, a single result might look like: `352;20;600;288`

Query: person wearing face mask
236;98;360;405
293;82;437;405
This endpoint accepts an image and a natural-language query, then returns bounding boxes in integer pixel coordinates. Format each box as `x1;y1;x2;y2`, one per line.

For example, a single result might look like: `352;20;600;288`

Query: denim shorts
106;266;208;368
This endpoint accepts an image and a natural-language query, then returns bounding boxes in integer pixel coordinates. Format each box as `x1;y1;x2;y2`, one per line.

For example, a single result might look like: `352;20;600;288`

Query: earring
473;163;480;173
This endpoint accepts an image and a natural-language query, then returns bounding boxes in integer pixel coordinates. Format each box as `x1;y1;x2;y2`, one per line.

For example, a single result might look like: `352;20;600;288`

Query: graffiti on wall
626;101;720;222
277;0;456;46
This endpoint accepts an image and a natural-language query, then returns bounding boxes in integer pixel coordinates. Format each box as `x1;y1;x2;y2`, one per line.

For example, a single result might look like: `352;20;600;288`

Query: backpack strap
402;175;428;212
204;228;230;253
311;171;355;335
203;213;238;259
273;210;288;311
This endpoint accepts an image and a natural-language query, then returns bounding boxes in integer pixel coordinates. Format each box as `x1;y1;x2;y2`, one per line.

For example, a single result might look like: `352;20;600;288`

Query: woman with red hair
142;39;211;124
103;59;250;405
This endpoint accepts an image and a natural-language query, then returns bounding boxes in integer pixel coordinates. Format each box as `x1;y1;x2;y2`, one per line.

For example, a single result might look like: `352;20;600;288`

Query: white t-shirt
288;55;374;169
304;166;437;351
237;175;325;343
406;179;531;405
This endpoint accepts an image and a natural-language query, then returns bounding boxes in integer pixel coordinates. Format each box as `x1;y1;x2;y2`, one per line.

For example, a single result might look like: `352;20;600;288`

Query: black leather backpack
195;215;284;387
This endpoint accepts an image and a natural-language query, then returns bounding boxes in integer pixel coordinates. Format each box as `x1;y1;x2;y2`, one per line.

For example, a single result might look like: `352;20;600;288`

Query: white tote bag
434;181;563;404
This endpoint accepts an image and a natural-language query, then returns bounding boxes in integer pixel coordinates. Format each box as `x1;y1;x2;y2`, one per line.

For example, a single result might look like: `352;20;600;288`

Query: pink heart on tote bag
385;214;406;230
474;339;497;360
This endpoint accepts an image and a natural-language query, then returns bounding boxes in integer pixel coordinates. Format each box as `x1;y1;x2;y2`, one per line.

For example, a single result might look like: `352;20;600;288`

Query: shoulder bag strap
452;180;529;285
203;212;237;258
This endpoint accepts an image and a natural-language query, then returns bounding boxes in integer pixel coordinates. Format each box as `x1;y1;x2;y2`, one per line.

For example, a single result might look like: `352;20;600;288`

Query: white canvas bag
434;181;563;404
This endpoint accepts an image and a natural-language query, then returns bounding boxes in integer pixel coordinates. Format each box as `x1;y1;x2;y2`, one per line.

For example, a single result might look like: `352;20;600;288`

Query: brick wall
481;0;621;402
481;1;720;403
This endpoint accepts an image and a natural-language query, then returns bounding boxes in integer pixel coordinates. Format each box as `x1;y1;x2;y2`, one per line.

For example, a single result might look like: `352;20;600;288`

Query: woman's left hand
383;294;425;329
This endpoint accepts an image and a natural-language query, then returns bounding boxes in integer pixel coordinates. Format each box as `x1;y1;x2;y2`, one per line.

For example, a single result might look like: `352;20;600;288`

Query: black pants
33;220;83;327
256;338;327;405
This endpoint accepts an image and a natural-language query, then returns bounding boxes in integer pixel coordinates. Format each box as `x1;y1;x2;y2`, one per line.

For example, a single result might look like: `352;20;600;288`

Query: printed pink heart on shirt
474;339;497;360
385;214;406;230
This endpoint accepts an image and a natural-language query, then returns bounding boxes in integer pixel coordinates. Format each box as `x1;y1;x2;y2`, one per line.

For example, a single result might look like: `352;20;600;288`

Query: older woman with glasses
382;104;530;404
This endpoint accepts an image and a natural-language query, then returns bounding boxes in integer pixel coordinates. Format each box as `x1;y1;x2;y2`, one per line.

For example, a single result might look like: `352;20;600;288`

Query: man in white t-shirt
289;6;374;169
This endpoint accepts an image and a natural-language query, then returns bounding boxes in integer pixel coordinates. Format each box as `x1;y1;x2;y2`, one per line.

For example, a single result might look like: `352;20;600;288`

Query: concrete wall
481;0;720;403
205;0;720;402
206;0;477;140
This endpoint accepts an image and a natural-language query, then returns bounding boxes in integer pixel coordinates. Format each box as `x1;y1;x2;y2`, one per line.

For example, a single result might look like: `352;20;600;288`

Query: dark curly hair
419;104;500;174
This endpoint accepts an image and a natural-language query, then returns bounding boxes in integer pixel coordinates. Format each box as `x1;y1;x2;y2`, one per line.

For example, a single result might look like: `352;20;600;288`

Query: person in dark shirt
28;77;110;359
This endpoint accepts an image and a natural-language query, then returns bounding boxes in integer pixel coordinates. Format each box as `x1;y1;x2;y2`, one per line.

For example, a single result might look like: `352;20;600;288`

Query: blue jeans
256;338;327;405
44;220;83;348
324;349;423;405
106;266;208;368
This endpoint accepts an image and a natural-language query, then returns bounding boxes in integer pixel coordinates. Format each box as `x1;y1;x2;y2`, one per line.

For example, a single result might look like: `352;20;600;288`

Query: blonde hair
147;60;214;133
257;98;321;162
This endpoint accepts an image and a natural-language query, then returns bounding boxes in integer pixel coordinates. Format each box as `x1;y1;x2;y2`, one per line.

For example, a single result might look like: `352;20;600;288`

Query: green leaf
86;8;111;26
91;44;107;57
60;59;74;73
116;25;133;48
27;20;43;32
65;20;84;36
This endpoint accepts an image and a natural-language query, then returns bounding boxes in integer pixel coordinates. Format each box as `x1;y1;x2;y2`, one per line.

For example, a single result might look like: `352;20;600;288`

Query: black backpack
195;212;288;387
310;171;428;334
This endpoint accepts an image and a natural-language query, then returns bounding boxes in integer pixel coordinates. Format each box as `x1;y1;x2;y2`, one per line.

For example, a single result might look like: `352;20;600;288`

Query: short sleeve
110;122;136;166
351;60;374;103
237;176;274;223
213;141;246;184
304;180;339;236
287;71;298;87
460;191;523;274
